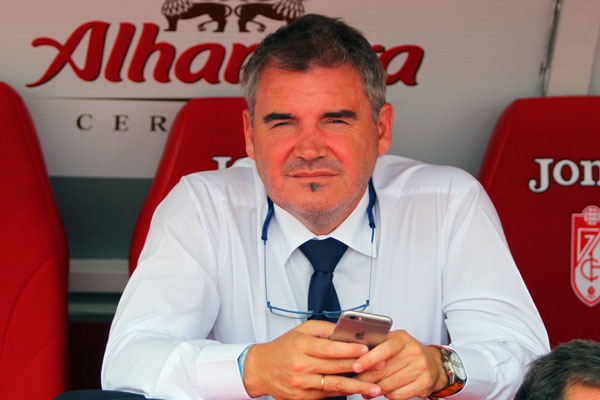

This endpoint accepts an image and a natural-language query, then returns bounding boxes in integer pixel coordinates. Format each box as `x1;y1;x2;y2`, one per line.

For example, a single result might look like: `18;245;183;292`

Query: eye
271;121;290;128
327;119;348;125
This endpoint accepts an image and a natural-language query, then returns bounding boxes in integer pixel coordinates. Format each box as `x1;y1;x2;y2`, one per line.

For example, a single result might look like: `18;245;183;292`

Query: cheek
334;137;377;170
254;140;289;183
261;135;296;163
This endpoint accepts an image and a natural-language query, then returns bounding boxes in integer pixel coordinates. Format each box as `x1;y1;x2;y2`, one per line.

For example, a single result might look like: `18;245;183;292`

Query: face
243;63;393;234
566;384;600;400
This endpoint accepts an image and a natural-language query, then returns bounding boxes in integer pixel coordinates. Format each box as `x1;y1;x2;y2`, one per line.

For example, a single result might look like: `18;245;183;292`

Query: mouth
290;171;337;181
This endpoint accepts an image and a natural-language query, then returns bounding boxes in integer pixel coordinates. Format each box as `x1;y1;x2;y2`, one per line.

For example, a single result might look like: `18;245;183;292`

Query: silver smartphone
330;310;393;349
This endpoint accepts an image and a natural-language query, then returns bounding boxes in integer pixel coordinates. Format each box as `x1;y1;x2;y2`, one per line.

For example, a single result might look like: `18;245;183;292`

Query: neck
292;199;360;235
295;209;354;236
261;179;376;241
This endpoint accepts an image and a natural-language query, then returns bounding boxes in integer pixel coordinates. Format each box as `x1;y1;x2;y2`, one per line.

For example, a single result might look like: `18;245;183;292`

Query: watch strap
428;345;466;399
429;381;465;399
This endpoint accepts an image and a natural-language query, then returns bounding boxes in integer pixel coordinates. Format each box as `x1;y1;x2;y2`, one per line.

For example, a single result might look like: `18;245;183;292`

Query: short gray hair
515;339;600;400
241;14;386;124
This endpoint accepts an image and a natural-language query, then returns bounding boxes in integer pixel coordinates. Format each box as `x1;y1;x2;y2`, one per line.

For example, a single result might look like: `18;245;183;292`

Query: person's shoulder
373;154;479;195
176;157;259;204
182;157;254;186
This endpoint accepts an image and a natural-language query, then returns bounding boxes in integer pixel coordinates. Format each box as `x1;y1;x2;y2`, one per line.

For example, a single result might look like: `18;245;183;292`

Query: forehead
566;384;600;400
254;64;369;111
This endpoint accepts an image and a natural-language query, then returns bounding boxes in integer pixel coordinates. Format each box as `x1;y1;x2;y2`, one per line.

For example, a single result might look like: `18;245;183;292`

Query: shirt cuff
238;344;252;378
445;346;494;399
195;343;253;400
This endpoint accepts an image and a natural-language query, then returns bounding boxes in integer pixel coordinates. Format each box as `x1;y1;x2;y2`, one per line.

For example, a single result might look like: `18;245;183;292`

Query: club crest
571;205;600;307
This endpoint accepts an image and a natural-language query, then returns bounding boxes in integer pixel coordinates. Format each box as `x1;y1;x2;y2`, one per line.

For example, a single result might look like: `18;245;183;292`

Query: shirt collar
268;185;378;264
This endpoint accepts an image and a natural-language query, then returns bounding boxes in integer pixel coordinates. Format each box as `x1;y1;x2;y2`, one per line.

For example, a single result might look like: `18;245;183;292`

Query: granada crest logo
571;205;600;307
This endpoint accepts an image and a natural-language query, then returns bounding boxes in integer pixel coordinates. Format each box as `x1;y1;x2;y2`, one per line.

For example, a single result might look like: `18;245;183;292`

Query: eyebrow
321;110;358;119
262;109;358;124
263;112;295;124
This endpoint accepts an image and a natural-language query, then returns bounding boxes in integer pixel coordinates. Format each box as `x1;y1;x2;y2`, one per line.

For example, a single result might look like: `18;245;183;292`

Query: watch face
449;352;467;381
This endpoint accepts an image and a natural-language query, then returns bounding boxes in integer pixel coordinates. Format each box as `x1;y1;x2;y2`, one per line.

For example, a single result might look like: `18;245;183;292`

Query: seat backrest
0;82;69;398
479;96;600;347
129;97;248;274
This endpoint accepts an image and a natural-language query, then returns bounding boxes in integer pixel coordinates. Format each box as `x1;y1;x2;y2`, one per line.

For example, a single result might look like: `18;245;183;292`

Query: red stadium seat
479;96;600;347
0;82;69;398
129;97;248;274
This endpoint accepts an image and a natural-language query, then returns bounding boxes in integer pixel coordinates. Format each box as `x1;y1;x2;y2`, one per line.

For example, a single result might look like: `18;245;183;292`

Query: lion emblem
161;0;304;33
236;0;305;32
162;0;233;32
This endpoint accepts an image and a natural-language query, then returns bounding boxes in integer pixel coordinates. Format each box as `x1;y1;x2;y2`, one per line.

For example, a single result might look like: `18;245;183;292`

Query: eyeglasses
264;242;373;319
261;179;377;319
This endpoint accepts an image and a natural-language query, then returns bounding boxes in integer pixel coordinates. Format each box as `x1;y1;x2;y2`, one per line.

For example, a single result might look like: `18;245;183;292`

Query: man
101;14;549;400
515;339;600;400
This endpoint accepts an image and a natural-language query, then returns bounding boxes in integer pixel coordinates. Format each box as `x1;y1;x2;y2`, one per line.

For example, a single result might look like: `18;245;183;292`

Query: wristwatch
428;345;467;399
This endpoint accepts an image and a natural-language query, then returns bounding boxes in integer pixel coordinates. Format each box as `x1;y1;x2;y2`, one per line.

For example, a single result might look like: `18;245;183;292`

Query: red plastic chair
129;97;248;274
478;96;600;347
0;82;69;398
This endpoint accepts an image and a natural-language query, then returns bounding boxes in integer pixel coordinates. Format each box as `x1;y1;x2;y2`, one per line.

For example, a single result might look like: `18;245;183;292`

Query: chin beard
290;198;349;231
309;182;320;192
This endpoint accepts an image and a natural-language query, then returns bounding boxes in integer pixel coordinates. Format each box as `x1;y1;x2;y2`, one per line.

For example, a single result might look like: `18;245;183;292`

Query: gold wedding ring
320;375;325;391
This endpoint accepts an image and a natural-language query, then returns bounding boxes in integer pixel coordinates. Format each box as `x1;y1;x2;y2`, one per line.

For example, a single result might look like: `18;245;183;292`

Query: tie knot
299;238;348;273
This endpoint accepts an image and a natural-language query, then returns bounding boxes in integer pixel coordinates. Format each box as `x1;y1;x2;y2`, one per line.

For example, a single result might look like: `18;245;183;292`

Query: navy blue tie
299;238;348;323
300;238;347;400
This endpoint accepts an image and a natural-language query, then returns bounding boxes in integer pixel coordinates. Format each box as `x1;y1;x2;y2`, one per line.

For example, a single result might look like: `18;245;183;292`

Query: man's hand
243;320;383;400
352;330;448;400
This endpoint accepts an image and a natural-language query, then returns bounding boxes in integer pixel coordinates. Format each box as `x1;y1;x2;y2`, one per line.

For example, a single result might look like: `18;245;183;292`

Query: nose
294;124;327;161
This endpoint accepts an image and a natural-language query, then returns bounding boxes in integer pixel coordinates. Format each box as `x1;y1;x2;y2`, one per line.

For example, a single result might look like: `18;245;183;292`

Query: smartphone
330;310;393;349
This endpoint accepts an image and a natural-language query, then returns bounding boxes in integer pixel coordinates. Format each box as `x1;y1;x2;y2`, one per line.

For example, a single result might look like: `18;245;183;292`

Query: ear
376;103;394;155
242;109;255;160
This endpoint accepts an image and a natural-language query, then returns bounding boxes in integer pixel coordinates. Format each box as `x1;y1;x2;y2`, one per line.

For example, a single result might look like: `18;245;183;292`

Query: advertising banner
2;0;555;178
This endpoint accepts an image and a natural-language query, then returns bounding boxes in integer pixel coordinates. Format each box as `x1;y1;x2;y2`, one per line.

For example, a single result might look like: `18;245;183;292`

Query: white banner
1;0;555;178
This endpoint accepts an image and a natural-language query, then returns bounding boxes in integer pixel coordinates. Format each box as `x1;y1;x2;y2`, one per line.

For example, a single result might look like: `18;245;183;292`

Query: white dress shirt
102;154;549;400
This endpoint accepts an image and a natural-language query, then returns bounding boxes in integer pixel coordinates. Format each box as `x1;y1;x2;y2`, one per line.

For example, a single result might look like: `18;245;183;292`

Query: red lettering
224;43;259;84
175;43;225;84
27;22;424;87
376;45;424;86
128;23;175;83
105;23;136;82
27;21;109;87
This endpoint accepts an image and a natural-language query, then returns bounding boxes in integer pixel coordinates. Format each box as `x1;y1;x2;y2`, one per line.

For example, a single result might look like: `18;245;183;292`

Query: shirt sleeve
440;177;550;399
101;180;253;400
